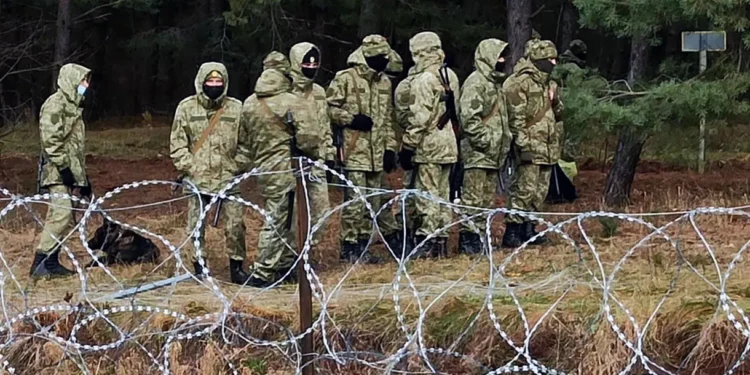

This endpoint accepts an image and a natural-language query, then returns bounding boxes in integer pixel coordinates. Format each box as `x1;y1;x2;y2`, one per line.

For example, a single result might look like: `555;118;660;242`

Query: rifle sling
191;106;225;155
259;98;294;136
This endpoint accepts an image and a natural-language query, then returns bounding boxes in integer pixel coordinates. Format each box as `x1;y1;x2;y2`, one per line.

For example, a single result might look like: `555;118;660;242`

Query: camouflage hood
515;40;557;82
263;51;291;74
254;68;291;98
559;49;585;68
385;49;403;76
194;62;229;108
57;63;91;106
346;45;377;79
474;38;508;83
409;31;445;74
289;42;319;91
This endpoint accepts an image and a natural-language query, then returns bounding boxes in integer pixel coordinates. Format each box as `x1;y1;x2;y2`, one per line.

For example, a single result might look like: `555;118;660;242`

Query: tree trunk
51;0;72;93
603;35;650;207
506;0;532;71
559;0;577;51
358;0;380;39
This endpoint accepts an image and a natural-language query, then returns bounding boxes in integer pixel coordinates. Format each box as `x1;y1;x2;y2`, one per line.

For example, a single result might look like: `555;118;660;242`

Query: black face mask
203;84;224;101
301;67;318;79
494;61;505;72
365;54;389;73
533;59;555;74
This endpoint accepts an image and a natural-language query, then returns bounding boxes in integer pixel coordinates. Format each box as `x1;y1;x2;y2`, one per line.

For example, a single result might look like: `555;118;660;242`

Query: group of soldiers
31;30;588;288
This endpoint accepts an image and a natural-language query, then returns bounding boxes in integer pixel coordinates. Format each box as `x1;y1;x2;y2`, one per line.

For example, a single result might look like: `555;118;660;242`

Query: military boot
340;241;360;264
30;251;75;279
459;232;483;255
384;232;404;259
229;259;251;285
193;260;208;280
356;238;382;264
412;235;429;259
430;238;448;259
275;266;299;285
523;222;549;246
501;223;524;249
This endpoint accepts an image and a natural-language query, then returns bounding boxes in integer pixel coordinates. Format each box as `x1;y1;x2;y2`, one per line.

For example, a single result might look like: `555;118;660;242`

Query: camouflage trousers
409;164;452;238
253;175;297;282
185;194;246;263
307;167;330;246
460;168;499;233
36;184;74;255
340;171;397;244
505;163;552;224
378;172;406;235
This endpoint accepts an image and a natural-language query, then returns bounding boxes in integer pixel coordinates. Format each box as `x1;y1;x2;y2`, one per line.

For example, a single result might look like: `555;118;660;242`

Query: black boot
430;238;448;259
247;275;273;288
356;238;382;264
523;222;549;246
340;241;359;264
193;260;208;280
501;223;524;249
412;235;429;259
274;266;299;285
229;259;250;285
384;232;404;258
30;251;75;279
459;232;482;255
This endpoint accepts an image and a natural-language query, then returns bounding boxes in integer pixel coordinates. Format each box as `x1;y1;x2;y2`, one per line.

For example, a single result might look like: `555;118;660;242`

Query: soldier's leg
340;171;367;260
414;164;451;257
377;172;400;237
533;165;553;212
307;168;330;247
253;187;296;283
36;185;74;255
31;184;76;277
503;164;541;247
185;194;207;267
222;198;247;262
459;169;486;233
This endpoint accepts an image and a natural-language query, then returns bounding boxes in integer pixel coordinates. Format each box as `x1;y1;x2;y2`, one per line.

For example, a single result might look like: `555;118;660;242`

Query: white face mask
77;84;87;96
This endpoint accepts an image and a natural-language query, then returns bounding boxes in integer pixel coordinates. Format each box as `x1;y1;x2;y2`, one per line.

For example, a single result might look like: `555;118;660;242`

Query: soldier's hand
383;150;397;173
398;148;415;171
520;151;534;164
59;167;76;188
324;160;336;183
350;114;374;132
548;87;556;102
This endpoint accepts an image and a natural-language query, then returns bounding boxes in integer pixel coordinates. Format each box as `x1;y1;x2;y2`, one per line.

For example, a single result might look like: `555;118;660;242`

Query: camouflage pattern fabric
505;164;552;224
460;38;512;170
326;35;398;172
241;54;320;282
394;67;417;131
185;194;246;262
409;164;452;238
170;62;245;193
36;185;74;255
503;40;563;166
461;169;499;233
340;171;390;243
39;63;91;187
289;43;333;246
402;31;460;165
377;172;403;236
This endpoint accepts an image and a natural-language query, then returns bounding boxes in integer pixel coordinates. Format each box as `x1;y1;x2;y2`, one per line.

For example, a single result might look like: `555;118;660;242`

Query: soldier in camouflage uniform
502;40;563;248
170;62;250;284
31;63;93;279
398;31;460;258
288;42;334;248
458;39;512;255
242;52;322;288
327;35;399;264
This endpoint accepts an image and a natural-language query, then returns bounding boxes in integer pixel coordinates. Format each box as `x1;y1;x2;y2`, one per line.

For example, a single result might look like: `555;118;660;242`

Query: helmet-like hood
57;63;91;105
255;52;291;97
409;31;445;74
474;38;509;83
289;42;320;91
194;62;229;108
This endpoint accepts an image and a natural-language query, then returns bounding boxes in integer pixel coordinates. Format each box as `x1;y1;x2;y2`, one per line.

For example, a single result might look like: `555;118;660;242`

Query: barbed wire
0;157;748;374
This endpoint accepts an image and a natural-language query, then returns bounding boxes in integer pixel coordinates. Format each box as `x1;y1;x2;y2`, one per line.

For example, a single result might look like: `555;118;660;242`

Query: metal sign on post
682;31;726;174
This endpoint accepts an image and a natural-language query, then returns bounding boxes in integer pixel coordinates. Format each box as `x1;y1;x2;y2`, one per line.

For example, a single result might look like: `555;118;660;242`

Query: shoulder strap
191;106;225;155
259;98;293;135
344;70;364;115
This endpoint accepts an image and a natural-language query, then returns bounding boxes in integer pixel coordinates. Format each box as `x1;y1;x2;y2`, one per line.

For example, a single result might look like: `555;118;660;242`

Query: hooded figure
169;62;250;285
502;40;564;248
326;35;399;264
32;63;92;278
241;51;321;288
288;42;333;249
457;39;513;255
385;49;404;80
398;31;460;258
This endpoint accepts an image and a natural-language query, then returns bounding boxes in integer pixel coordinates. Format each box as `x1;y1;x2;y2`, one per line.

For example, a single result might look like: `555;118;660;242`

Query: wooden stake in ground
293;157;315;375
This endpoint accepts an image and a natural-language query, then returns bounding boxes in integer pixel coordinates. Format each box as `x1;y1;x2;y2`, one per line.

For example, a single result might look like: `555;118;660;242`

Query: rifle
437;64;463;203
332;125;345;168
36;150;47;194
284;111;297;230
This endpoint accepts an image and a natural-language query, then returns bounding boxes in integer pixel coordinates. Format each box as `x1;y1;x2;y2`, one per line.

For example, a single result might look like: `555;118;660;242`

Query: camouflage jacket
503;58;564;165
402;32;460;165
460;39;512;170
394;67;417;131
170;62;244;193
290;42;335;162
240;60;321;178
39;63;91;187
326;39;398;172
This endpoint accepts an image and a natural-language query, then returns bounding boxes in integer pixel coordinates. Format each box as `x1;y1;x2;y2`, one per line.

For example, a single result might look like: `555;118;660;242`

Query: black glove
59;167;76;187
349;114;374;132
383;150;397;173
324;160;336;183
520;151;534;164
398;148;415;171
79;179;92;198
